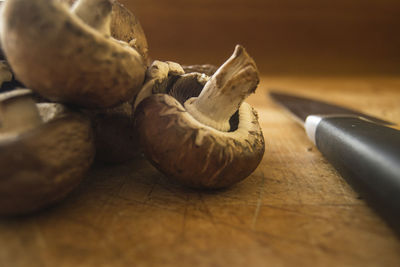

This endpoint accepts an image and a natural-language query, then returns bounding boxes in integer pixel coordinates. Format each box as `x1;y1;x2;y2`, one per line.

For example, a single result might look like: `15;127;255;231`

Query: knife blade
269;90;400;235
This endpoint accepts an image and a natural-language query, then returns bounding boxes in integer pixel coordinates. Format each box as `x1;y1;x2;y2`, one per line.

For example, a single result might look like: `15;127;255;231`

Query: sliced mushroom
0;0;146;108
134;45;265;189
0;89;95;215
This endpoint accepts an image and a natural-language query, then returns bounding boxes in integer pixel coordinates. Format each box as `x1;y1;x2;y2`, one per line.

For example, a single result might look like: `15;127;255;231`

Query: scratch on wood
112;175;130;202
145;177;160;202
178;200;189;242
156;182;188;201
252;171;266;230
198;193;217;227
217;219;316;248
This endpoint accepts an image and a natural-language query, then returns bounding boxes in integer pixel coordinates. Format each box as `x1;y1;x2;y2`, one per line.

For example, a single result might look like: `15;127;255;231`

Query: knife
269;90;400;235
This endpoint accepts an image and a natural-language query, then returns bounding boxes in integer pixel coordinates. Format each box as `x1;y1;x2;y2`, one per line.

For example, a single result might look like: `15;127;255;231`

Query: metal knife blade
269;91;395;126
269;90;400;236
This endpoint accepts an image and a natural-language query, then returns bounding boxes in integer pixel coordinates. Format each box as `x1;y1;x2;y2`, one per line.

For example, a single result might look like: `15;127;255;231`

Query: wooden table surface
1;76;400;267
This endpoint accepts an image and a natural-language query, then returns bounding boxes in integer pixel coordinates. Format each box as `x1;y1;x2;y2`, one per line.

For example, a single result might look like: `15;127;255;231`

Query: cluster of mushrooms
0;0;265;215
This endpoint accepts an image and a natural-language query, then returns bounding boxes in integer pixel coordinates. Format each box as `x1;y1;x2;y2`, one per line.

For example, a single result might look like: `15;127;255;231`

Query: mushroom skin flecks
0;90;95;215
135;95;264;188
0;0;146;108
61;0;149;64
134;45;265;189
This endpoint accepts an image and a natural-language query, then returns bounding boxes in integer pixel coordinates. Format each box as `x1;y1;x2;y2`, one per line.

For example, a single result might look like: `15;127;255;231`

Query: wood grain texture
119;0;400;75
0;76;399;267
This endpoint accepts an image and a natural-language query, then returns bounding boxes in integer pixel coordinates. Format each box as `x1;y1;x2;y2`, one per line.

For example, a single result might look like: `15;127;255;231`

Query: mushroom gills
166;72;240;132
133;60;185;110
167;73;208;106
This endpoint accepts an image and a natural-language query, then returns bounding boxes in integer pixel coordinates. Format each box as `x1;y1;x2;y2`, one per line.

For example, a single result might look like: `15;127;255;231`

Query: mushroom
134;45;265;188
0;0;146;108
88;60;184;163
108;0;149;64
133;60;185;110
0;89;95;215
60;0;149;63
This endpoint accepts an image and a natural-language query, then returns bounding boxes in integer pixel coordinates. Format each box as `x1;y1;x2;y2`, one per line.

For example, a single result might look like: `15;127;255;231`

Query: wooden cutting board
0;76;399;267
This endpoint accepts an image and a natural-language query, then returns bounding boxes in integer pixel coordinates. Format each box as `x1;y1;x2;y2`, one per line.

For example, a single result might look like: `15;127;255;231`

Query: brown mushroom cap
134;93;265;189
109;0;149;64
60;0;149;63
0;91;95;215
0;0;146;108
134;46;264;189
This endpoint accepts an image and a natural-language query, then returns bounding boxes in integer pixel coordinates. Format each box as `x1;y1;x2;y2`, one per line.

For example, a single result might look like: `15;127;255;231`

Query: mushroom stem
71;0;112;35
184;45;259;132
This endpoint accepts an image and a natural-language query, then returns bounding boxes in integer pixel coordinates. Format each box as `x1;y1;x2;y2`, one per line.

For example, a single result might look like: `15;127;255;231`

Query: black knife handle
314;116;400;234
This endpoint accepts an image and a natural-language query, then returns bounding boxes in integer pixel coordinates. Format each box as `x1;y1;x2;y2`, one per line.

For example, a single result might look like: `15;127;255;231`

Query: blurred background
120;0;399;75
